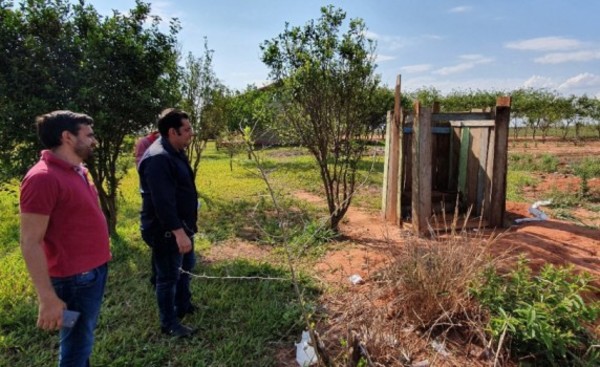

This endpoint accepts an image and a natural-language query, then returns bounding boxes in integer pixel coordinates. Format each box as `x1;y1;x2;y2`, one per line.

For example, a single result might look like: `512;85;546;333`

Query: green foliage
0;0;181;231
509;153;559;173
182;39;227;177
546;187;582;209
573;157;600;179
261;5;381;231
442;88;504;112
473;259;600;366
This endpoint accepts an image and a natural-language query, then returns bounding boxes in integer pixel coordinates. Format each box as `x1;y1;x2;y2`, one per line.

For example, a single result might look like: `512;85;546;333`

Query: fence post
489;96;511;227
411;101;432;234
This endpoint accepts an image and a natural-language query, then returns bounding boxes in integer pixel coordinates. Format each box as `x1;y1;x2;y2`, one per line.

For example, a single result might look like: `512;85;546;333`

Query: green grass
506;171;540;202
572;156;600;179
0;143;322;367
508;153;559;173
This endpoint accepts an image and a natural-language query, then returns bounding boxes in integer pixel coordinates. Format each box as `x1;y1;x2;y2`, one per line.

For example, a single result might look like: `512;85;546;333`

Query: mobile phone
62;310;80;328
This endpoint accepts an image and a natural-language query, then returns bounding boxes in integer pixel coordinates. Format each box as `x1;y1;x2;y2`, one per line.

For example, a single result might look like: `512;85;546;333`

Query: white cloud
366;32;442;52
449;6;472;13
150;1;183;20
505;36;582;51
433;55;493;75
400;64;433;73
422;34;444;41
460;54;487;61
522;75;556;89
364;30;380;40
376;54;396;63
557;73;600;91
534;50;600;64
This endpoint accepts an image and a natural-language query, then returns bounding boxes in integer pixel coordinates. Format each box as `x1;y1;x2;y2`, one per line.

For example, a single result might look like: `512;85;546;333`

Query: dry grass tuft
318;217;515;366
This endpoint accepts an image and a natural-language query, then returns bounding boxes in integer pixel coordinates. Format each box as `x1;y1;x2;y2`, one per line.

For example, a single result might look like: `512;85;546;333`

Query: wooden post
411;101;432;234
488;96;511;227
385;75;401;223
381;111;392;215
395;75;403;225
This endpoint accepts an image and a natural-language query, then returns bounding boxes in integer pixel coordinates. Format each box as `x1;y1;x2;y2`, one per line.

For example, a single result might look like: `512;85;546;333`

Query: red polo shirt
20;150;111;277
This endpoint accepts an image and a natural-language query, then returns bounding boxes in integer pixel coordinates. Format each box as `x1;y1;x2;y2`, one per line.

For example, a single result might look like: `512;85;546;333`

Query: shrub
573;157;600;179
472;258;600;366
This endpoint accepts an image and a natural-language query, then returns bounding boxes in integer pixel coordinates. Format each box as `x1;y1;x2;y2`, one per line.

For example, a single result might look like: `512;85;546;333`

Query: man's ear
60;130;73;146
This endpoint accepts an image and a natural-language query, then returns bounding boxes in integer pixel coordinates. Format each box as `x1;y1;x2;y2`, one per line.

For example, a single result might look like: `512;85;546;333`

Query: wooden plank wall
384;86;511;230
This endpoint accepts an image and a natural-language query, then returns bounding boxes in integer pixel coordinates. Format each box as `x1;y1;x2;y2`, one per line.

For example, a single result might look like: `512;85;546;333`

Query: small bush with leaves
472;258;600;366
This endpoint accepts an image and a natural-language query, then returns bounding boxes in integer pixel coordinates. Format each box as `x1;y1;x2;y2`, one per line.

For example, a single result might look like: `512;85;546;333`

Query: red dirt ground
207;139;599;366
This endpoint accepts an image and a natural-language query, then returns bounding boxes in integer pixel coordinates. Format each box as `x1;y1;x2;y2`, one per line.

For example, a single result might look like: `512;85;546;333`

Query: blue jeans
51;263;108;367
142;231;195;329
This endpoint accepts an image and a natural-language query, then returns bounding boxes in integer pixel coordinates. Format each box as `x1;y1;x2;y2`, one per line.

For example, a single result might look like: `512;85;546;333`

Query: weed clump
473;258;600;366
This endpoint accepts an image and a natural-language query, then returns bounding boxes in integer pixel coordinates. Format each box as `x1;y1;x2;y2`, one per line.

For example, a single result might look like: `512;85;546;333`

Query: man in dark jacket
138;108;198;338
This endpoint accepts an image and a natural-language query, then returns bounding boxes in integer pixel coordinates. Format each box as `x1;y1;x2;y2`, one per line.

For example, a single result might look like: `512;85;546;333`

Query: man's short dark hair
157;108;189;137
36;110;94;149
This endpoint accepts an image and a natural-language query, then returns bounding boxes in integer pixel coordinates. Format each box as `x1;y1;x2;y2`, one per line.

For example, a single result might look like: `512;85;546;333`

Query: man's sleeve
20;173;59;215
143;155;183;231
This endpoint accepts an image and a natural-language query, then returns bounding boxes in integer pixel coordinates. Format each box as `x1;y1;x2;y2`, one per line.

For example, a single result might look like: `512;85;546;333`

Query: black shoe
177;304;198;319
161;324;196;338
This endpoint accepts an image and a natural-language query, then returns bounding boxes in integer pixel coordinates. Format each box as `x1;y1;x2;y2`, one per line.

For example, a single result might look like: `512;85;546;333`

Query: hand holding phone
62;310;80;328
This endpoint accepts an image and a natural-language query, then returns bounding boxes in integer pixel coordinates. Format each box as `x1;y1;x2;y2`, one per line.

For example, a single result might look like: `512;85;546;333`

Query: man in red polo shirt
20;110;111;367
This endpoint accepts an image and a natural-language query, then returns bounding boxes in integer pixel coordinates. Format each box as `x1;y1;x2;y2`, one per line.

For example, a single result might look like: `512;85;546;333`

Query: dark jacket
138;137;198;236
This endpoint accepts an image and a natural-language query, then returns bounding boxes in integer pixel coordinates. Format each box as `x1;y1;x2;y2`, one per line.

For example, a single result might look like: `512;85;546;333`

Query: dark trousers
51;263;108;367
142;231;195;328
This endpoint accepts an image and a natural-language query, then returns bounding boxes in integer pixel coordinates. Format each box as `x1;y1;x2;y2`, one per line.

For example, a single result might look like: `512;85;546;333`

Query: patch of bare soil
203;238;274;263
502;202;600;278
286;189;600;366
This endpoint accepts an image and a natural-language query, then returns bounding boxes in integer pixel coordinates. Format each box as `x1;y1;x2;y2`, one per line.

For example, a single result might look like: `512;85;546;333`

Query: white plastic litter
348;274;365;285
296;330;317;367
514;200;552;224
431;339;450;357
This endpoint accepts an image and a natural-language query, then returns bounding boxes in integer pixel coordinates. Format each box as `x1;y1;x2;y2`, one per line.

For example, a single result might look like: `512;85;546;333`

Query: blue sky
96;0;600;97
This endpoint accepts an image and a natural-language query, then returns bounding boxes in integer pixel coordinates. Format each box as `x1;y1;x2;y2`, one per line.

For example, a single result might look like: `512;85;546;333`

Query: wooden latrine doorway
382;76;511;233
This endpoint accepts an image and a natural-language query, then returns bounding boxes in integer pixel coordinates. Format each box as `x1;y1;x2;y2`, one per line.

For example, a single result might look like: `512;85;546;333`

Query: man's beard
75;145;93;161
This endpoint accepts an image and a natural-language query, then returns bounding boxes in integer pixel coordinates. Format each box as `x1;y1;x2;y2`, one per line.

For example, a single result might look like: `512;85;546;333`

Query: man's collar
41;150;81;171
160;136;184;155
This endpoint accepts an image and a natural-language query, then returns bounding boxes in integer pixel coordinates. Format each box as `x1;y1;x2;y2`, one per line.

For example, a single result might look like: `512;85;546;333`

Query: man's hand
37;293;66;330
172;228;192;254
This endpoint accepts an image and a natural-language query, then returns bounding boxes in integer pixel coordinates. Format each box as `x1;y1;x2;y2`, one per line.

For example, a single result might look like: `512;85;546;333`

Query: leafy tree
77;1;181;232
223;85;287;146
558;95;577;140
574;95;595;142
181;39;223;177
443;89;502;112
0;0;81;178
0;0;181;232
366;86;394;139
589;97;600;139
406;86;442;108
261;5;380;231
